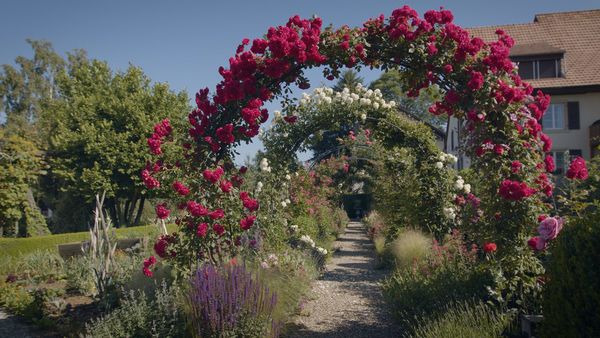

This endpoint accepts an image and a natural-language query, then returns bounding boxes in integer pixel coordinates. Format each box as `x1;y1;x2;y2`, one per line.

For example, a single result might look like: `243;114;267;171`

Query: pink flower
141;169;160;189
147;135;162;155
155;203;170;219
528;236;547;251
537;217;563;241
187;201;208;217
566;156;588;180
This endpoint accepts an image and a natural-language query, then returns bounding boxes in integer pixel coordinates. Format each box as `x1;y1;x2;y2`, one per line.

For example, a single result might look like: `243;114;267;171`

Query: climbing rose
215;123;235;144
537;217;563;241
483;242;497;253
147;135;162;155
566;156;588;180
528;236;546;251
203;167;224;184
240;191;259;212
172;181;190;196
196;222;208;237
544;155;555;173
240;215;256;230
187;201;208;217
467;71;484;91
498;179;535;201
142;256;156;277
208;209;225;220
155;203;170;219
220;180;233;193
511;160;522;173
213;223;225;236
154;235;175;258
141;169;160;189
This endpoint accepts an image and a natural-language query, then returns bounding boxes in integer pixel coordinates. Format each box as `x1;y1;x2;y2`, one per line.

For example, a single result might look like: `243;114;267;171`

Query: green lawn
0;224;176;259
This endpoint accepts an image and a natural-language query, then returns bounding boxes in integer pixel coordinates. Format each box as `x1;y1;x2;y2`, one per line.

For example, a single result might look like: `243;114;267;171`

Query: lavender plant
187;264;280;338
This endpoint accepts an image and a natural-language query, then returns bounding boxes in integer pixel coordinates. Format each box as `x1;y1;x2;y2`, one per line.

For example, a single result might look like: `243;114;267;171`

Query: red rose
483;242;497;253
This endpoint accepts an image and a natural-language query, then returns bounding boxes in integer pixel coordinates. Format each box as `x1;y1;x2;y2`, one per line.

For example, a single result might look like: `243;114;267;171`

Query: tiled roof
468;9;600;89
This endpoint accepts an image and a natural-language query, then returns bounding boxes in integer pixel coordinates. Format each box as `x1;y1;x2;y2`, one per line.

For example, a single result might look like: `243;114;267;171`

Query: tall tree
42;52;189;229
0;128;49;236
369;69;445;127
332;69;364;92
0;39;64;134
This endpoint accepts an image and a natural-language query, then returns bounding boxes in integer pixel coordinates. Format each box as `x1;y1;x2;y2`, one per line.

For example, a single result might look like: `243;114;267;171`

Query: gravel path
0;309;36;338
286;221;402;337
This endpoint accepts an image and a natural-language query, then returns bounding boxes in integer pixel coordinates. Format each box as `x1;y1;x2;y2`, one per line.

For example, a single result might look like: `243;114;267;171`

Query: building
449;9;600;172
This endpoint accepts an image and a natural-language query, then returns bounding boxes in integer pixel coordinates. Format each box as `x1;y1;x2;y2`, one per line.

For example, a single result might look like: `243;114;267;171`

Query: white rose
361;114;367;121
435;161;444;169
463;184;471;194
372;102;380;109
281;201;287;208
285;198;291;204
285;174;291;180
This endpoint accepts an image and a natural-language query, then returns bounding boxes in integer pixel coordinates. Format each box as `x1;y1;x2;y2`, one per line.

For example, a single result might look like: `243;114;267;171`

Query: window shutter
569;149;582;158
567;102;580;130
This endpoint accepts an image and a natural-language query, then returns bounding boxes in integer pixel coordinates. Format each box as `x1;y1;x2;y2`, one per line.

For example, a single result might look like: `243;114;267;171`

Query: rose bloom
537;216;564;241
528;236;547;251
483;242;497;253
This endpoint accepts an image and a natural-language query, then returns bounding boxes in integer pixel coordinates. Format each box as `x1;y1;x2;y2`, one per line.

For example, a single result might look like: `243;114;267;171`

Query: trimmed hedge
0;224;176;259
541;210;600;338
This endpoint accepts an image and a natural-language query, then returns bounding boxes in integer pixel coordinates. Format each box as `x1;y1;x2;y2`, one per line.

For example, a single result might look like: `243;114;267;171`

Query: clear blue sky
2;0;598;163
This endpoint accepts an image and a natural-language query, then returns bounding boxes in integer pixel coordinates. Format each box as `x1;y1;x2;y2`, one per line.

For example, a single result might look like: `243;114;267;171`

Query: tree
0;39;64;134
369;69;446;128
0;128;49;236
42;52;189;229
332;69;364;92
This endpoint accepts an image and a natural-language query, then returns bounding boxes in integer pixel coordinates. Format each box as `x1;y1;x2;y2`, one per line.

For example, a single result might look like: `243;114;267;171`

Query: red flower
498;179;536;201
493;144;505;155
213;223;225;236
172;181;190;196
203;166;224;184
141;169;160;189
155;203;170;219
196;223;208;237
544;155;555;173
220;180;233;193
240;215;256;230
467;71;484;91
154;235;175;258
540;133;552;152
283;115;298;124
566;156;588;180
147;135;162;155
511;160;522;173
239;166;248;174
216;123;235;144
483;242;497;253
187;201;208;217
527;236;546;251
208;209;225;220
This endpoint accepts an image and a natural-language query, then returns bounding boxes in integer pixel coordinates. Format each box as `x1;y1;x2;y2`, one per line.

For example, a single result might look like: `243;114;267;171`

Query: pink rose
537;217;563;241
527;236;547;251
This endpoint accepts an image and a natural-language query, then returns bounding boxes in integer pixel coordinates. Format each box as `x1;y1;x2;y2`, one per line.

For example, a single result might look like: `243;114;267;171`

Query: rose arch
141;5;554;299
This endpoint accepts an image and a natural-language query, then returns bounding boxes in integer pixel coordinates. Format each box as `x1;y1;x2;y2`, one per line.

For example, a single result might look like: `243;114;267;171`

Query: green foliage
85;281;186;338
383;232;490;329
0;128;49;236
369;69;445;128
409;301;512;338
41;51;189;230
541;210;600;338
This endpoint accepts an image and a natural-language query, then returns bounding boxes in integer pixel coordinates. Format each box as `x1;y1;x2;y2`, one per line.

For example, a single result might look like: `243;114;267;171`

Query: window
543;103;565;130
550;150;582;175
515;58;562;80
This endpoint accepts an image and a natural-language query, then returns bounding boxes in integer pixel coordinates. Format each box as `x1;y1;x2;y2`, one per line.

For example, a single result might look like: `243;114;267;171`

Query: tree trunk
114;199;123;228
126;195;138;226
133;197;145;226
109;200;120;228
123;200;131;226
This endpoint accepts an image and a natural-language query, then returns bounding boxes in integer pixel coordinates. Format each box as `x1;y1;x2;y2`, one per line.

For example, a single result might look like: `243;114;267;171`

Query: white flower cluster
316;247;328;256
289;224;298;232
299;234;316;248
435;152;458;169
281;198;291;208
454;176;471;194
256;181;263;193
260;158;271;172
443;206;457;220
298;85;396;116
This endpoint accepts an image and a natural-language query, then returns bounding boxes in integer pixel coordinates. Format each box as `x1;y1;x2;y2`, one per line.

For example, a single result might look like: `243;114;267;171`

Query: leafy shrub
390;229;431;268
0;250;64;282
187;264;279;338
383;231;490;328
409;301;512;338
541;210;600;338
0;282;34;316
64;257;95;295
85;281;185;338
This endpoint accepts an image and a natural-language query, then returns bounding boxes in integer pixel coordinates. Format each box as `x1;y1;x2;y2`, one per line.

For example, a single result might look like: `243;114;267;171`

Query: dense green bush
409;301;512;338
541;210;600;338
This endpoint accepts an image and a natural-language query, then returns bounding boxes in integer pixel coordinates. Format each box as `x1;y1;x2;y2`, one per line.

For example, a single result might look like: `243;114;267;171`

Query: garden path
286;221;402;337
0;309;39;338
